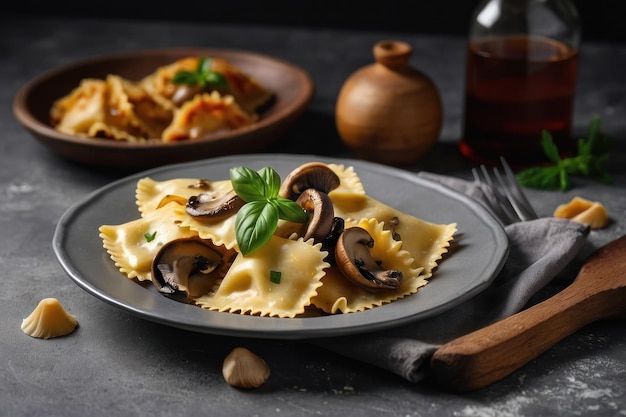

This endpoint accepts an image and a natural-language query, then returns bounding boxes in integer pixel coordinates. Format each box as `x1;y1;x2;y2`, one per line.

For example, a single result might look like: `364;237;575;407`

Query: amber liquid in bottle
459;35;578;166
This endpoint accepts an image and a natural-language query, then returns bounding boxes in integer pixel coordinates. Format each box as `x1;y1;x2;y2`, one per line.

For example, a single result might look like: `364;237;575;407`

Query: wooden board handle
430;283;626;392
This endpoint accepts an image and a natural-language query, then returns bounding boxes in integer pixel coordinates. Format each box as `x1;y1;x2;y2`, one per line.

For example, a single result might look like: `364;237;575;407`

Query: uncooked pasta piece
553;196;609;229
21;298;78;339
222;347;270;389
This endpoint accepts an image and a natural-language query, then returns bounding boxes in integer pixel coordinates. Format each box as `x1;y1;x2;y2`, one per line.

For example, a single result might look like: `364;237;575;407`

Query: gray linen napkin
315;172;589;383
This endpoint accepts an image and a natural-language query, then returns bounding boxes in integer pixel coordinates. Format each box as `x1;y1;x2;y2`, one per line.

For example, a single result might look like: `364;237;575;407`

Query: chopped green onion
270;270;282;284
144;231;157;242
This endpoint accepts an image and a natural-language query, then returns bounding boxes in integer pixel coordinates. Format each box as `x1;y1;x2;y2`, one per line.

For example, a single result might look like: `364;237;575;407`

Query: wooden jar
335;40;443;165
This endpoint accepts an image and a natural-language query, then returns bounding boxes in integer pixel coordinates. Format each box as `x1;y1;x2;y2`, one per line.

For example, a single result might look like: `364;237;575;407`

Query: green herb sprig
516;117;613;191
172;57;229;89
230;166;309;256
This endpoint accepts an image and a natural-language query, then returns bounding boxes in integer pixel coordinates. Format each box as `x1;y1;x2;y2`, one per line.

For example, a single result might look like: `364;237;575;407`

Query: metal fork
472;157;539;224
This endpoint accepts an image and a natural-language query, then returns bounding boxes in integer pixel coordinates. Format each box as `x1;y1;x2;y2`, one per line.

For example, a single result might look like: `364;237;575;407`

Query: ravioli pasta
51;56;274;142
99;162;457;317
100;203;198;282
195;236;327;317
311;218;426;314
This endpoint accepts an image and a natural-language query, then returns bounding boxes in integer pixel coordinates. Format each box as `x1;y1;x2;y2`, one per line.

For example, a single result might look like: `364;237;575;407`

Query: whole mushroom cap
279;162;340;200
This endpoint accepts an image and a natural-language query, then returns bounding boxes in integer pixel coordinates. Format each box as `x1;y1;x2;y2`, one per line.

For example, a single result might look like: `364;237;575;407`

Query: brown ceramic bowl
13;48;314;170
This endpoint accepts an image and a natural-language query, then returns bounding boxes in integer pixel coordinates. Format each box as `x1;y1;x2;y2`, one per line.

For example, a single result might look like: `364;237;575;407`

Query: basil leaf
172;56;229;89
517;166;561;190
235;201;279;256
588;154;613;183
204;71;229;88
274;197;308;223
516;117;612;191
259;166;281;199
232;165;311;255
198;56;210;73
230;166;267;202
541;130;561;164
172;71;199;85
577;135;592;162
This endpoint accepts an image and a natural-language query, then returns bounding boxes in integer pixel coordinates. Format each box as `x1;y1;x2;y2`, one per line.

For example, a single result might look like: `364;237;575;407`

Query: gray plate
53;154;509;340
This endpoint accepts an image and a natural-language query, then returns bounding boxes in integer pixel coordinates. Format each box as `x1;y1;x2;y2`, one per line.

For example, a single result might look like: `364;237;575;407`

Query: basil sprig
172;57;229;89
230;166;308;256
516;117;612;191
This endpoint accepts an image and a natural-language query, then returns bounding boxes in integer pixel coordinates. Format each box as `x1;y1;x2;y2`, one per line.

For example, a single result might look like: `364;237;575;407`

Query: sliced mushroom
151;237;236;300
279;162;341;200
334;227;403;291
156;256;219;294
186;189;245;218
385;216;402;241
295;188;335;242
321;217;345;264
187;178;212;189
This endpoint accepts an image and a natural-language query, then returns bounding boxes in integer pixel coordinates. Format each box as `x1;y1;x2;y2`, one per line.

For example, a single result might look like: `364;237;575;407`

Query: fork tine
473;158;539;224
492;167;530;222
482;165;523;224
498;157;539;221
472;166;520;225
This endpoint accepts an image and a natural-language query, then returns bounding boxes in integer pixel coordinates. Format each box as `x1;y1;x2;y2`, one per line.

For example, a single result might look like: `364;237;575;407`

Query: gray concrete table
1;13;625;417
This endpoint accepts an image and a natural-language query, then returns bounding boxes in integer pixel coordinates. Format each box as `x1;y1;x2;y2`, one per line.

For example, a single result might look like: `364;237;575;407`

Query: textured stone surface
1;13;625;417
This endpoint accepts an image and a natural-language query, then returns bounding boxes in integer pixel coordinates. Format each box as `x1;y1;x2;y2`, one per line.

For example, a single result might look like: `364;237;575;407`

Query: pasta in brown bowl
50;56;274;143
99;162;457;317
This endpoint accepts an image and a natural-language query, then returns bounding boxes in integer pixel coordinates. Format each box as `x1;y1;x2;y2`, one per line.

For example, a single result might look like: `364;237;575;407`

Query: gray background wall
2;0;624;42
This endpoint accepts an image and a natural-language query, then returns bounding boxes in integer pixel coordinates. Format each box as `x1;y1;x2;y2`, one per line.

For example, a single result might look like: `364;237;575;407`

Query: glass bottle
459;0;581;167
